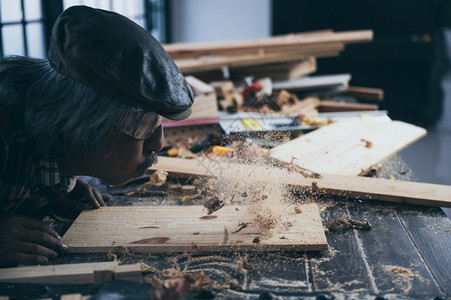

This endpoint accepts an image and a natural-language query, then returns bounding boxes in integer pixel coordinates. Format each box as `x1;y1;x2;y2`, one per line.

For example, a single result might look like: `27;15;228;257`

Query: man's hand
0;215;69;267
70;178;111;209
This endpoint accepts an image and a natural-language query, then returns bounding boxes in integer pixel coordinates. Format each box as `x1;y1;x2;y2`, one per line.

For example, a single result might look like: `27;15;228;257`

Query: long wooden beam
148;157;451;208
163;30;373;59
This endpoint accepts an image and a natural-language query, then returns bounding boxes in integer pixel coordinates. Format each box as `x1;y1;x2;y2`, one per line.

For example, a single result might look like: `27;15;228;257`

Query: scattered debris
228;282;244;291
285;156;322;179
252;236;261;244
181;194;201;204
223;227;229;244
139;262;158;274
232;221;252;234
150;272;213;300
204;196;225;214
360;138;373;148
150;170;169;187
199;215;218;220
327;217;372;230
181;185;197;196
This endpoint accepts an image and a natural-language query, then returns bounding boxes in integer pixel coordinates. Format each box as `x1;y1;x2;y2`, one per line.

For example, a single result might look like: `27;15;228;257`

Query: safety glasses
117;108;164;140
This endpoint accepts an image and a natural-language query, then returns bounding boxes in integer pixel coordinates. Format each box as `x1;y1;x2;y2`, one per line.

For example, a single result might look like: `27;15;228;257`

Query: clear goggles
117;108;165;140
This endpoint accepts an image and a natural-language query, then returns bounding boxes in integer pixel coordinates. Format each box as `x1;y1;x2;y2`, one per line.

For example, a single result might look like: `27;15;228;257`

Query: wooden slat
318;100;379;112
230;57;317;81
62;204;327;253
148;157;451;208
272;74;351;92
175;51;325;74
347;205;442;295
164;30;373;58
347;86;384;101
0;262;118;284
397;208;451;294
270;119;426;176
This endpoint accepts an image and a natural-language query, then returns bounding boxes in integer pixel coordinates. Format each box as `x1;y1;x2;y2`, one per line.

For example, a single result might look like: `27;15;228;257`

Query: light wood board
0;261;118;284
163;30;373;58
62;204;328;253
272;74;351;92
148;157;451;208
269;119;427;176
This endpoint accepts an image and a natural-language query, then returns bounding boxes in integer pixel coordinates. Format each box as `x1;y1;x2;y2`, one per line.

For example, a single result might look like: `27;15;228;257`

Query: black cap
48;5;193;120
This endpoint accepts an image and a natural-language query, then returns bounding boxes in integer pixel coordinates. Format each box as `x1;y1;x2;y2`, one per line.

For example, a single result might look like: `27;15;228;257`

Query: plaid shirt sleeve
0;104;70;217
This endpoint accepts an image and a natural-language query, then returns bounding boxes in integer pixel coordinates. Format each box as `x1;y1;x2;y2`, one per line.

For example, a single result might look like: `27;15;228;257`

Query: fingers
0;240;61;266
0;216;70;267
20;216;62;240
21;229;68;253
82;185;109;209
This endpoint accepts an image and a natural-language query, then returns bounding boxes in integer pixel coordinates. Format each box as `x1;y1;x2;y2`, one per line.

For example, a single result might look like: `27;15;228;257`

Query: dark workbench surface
1;156;450;300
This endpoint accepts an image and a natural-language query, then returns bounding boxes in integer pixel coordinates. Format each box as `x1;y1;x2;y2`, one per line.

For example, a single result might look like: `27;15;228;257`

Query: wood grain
62;204;327;253
148;157;451;208
269;119;426;176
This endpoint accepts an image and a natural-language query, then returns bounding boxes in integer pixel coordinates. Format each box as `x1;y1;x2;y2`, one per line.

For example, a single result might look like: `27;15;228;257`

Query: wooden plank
164;30;373;58
272;74;351;92
62;204;328;253
0;262;118;284
308;203;375;292
318;100;378;112
230;57;317;81
174;51;323;74
148;157;451;208
397;208;451;294
185;75;215;95
347;86;384;101
269;119;426;176
185;93;218;120
347;205;442;295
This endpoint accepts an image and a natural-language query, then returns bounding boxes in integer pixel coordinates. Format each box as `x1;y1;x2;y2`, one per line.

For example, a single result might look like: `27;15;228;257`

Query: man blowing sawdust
0;5;193;267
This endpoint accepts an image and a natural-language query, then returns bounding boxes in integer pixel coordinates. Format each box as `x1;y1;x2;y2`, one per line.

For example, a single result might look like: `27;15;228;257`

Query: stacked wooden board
164;30;373;75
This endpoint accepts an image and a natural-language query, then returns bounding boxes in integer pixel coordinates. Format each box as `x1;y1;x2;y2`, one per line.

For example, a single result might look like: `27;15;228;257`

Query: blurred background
0;0;449;185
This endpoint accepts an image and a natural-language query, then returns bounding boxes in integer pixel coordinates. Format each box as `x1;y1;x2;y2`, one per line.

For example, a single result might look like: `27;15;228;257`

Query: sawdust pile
197;143;298;236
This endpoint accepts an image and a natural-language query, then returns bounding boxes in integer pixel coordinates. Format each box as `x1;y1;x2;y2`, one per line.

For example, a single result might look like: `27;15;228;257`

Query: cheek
104;135;145;170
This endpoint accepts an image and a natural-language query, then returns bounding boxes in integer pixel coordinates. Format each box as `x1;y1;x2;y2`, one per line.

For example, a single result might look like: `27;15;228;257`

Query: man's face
81;125;164;186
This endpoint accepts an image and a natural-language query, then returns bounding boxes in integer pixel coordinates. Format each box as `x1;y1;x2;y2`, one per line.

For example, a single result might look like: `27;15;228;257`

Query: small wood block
181;185;196;195
168;184;183;193
113;264;142;283
93;268;114;285
185;76;215;95
60;294;82;300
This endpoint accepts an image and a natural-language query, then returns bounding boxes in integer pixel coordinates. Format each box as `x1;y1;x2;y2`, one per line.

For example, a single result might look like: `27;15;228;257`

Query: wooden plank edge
148;157;451;208
65;242;328;254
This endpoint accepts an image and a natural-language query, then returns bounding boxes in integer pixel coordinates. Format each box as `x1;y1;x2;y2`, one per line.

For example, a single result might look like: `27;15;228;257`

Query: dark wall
273;0;449;128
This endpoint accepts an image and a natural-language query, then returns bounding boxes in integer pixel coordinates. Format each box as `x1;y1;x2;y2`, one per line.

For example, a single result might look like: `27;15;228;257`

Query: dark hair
0;56;128;156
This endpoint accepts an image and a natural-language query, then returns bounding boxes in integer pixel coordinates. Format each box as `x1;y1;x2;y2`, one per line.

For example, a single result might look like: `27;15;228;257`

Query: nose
144;125;164;152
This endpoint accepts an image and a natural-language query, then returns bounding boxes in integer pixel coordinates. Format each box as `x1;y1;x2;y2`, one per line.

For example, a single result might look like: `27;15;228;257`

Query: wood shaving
223;227;229;244
327;217;372;230
150;170;168;187
360;138;373;148
284;156;322;179
232;221;252;234
203;196;225;214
